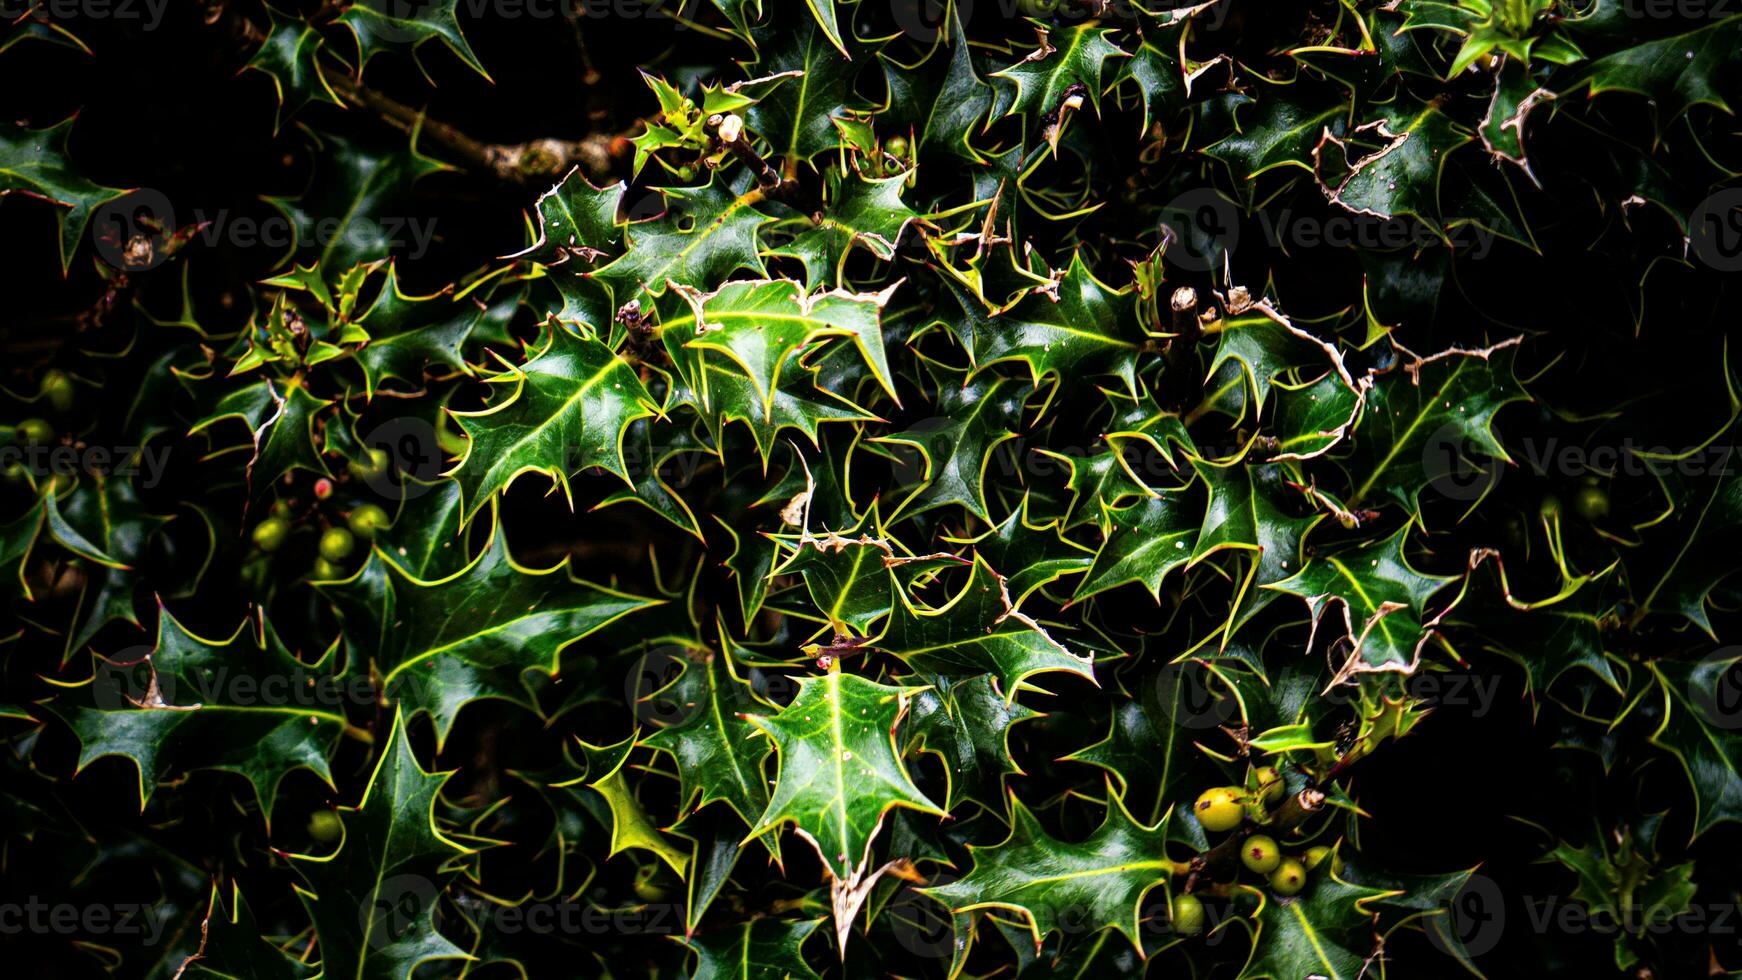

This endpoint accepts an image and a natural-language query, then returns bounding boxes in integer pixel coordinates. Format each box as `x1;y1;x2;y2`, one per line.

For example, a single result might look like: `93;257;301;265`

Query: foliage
2;1;1740;978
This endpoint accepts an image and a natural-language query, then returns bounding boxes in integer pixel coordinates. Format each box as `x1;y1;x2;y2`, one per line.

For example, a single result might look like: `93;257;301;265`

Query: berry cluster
1172;767;1345;935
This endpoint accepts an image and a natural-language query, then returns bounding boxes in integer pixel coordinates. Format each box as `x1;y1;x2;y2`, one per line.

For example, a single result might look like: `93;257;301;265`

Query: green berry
318;527;355;561
1241;835;1282;874
306;810;342;843
313;557;344;580
270;500;292;520
347;448;389;480
348;504;390;538
15;417;54;446
1572;485;1609;521
1171;892;1205;936
633;865;669;902
1303;845;1331;870
673;165;696;182
41;371;75;412
1254;766;1285;806
1269;858;1307;896
1193;786;1244;832
252;517;289;553
885;135;909;157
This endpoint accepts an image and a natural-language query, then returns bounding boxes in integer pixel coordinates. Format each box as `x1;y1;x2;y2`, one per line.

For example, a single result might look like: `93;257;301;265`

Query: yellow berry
1171;892;1205;936
306;810;342;843
319;527;355;561
1193;786;1244;832
1254;766;1285;806
252;518;289;553
348;504;390;538
1241;835;1281;874
1270;858;1307;896
14;418;54;446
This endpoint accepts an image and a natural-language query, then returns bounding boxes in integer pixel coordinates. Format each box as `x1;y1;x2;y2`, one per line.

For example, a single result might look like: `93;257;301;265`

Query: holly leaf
566;733;692;875
1265;524;1459;683
742;7;864;166
51;606;345;823
1189;458;1315;638
246;5;340;132
777;512;965;636
869;367;1025;523
1648;655;1742;840
746;668;944;880
318;508;662;749
1074;488;1200;602
1573;14;1742;127
179;881;317;979
0;116;128;272
286;708;473;980
769;169;924;290
276;129;450;276
1318;104;1472;239
1344;337;1527;515
944;494;1093;607
993;24;1130;149
338;0;489;80
923;789;1174;953
1206;97;1348;189
43;472;171;654
683;917;823;980
668;278;900;418
640;632;775;827
352;266;525;398
447;325;659;523
593;178;773;300
906;673;1038;815
974;254;1146;395
877;554;1094;691
1236;872;1399;980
